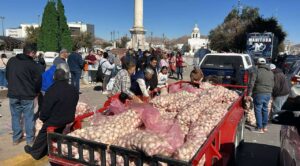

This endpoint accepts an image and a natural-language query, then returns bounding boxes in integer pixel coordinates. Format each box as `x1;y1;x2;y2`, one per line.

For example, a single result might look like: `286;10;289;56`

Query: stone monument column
134;0;143;29
130;0;147;50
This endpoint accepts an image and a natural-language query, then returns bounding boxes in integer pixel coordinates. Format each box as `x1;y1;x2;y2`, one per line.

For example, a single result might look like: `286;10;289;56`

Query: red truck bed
47;81;247;166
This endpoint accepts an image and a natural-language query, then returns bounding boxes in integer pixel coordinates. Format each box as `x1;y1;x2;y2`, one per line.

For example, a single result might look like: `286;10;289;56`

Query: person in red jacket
169;53;176;77
176;52;184;80
85;50;98;82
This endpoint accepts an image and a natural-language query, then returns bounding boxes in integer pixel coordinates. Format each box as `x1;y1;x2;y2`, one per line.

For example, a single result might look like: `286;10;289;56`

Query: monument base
129;28;148;51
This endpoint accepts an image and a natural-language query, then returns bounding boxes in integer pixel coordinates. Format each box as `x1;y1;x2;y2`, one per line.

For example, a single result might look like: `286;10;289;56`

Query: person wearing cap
24;68;79;160
270;64;290;116
247;58;274;133
53;49;69;66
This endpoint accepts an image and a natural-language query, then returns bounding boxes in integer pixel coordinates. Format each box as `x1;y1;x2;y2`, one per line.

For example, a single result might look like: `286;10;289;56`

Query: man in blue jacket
130;68;154;98
67;49;84;92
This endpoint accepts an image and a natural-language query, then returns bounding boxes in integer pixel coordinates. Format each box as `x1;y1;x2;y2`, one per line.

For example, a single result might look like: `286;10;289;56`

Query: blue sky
0;0;299;43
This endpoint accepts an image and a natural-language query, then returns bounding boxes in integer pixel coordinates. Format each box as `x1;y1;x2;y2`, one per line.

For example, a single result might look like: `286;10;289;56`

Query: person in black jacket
36;53;46;72
24;68;79;160
147;57;158;90
270;64;290;116
6;44;42;145
67;49;84;92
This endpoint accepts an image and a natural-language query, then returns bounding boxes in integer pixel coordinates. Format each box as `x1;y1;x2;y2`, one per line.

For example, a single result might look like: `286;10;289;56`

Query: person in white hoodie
157;66;169;88
99;52;115;94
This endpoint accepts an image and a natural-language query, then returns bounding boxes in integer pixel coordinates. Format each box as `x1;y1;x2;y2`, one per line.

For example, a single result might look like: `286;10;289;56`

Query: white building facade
68;22;95;37
6;24;39;38
187;24;209;55
5;22;94;38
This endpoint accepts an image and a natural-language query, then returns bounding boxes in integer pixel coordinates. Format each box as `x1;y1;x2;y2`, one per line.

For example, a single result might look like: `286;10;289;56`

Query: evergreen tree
57;0;72;51
37;0;59;51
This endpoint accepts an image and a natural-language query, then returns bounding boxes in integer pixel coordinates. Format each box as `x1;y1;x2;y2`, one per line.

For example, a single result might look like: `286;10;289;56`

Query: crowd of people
2;42;290;161
59;48;188;98
108;49;188;102
2;44;190;160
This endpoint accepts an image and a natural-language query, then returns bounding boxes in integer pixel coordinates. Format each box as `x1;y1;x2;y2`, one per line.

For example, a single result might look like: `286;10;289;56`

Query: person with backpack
98;52;115;94
67;50;84;93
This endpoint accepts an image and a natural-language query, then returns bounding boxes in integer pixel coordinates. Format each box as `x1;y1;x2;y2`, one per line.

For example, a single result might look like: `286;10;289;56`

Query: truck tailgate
202;68;245;85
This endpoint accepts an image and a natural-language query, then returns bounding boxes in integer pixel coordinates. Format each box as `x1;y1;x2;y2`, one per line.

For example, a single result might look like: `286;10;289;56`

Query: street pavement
237;124;281;166
0;64;283;166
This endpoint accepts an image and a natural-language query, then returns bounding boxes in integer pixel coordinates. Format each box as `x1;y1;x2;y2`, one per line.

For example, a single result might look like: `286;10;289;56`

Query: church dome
193;24;200;33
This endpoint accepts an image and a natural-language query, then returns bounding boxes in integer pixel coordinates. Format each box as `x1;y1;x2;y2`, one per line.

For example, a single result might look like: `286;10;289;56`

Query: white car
44;52;59;65
286;60;300;103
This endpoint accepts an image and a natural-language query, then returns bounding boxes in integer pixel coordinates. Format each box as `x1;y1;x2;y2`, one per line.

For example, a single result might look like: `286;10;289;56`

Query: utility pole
150;32;153;47
110;31;113;42
117;31;119;41
38;14;40;26
162;33;165;46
